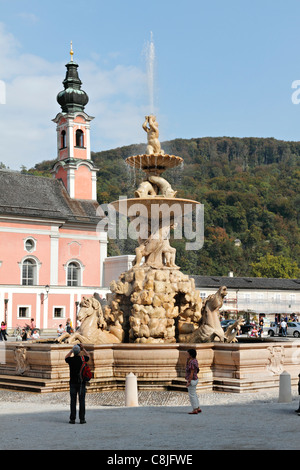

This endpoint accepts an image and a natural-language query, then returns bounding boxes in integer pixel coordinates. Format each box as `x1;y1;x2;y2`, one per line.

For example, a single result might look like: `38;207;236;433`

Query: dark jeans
70;383;86;421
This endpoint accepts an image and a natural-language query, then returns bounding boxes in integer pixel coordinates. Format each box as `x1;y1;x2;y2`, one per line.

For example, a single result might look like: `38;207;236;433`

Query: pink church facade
0;56;109;332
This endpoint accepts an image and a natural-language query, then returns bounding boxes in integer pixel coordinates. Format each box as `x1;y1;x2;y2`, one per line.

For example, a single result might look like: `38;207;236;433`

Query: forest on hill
30;136;300;278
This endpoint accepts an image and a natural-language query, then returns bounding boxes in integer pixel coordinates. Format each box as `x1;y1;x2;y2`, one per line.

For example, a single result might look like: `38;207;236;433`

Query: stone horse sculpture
188;286;227;343
187;286;243;343
57;296;121;344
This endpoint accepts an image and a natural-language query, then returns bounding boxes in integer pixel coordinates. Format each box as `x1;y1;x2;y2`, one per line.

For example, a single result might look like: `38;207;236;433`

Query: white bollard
278;371;292;403
125;372;139;407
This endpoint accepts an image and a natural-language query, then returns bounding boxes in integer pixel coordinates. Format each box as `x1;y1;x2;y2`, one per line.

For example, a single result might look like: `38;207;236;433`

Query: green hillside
31;136;300;278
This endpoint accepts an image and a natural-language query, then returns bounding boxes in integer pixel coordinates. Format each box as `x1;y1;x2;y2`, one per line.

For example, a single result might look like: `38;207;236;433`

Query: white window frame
64;259;85;287
19;255;41;286
53;306;66;319
23;237;37;253
17;305;31;319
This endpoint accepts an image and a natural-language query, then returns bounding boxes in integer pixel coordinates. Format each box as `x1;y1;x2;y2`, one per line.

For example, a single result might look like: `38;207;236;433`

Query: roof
0;170;99;225
191;275;300;291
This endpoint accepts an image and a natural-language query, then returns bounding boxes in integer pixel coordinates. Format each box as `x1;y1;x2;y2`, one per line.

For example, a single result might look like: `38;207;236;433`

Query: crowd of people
19;319;40;341
219;313;299;338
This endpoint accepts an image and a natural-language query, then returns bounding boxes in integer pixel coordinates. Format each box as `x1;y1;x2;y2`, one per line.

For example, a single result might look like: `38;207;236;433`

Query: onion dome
57;58;89;113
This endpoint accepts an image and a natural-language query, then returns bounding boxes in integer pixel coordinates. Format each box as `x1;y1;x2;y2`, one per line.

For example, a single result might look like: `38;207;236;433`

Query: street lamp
41;285;50;304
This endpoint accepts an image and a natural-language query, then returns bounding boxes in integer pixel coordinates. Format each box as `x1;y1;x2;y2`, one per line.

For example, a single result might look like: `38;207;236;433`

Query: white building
192;275;300;322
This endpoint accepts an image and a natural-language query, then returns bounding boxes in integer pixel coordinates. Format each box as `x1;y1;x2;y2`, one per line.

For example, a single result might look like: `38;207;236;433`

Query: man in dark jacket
65;343;90;424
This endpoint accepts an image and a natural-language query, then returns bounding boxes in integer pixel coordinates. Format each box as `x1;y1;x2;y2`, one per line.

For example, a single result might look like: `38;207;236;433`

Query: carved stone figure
267;345;285;374
133;223;178;269
135;180;156;198
57;296;121;344
148;175;177;198
134;176;177;199
14;346;27;375
224;317;245;343
188;286;227;343
142;115;165;155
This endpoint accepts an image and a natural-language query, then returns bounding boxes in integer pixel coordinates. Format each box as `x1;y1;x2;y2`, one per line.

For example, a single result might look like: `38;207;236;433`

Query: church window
25;238;35;253
61;130;66;148
22;259;36;285
67;261;80;286
75;129;84;147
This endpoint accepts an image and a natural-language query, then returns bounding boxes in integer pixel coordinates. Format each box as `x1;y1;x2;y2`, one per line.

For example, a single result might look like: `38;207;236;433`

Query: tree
251;254;300;279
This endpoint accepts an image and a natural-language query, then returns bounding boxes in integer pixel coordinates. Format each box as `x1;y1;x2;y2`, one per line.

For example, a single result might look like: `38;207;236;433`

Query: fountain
1;117;300;393
1;36;300;393
96;115;241;345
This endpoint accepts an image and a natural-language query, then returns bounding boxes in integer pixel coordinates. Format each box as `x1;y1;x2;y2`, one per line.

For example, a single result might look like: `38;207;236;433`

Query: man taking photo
65;343;90;424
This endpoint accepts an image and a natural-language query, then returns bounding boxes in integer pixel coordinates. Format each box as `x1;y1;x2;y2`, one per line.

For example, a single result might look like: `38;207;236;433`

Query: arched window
75;129;84;147
61;130;66;148
67;262;80;286
22;259;36;285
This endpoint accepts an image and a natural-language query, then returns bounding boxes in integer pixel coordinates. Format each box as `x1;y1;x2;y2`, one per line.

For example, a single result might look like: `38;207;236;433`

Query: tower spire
52;53;97;200
56;47;89;113
70;41;74;62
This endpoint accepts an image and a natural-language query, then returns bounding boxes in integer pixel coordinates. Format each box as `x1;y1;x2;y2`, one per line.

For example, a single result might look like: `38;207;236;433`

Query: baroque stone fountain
59;115;242;346
2;116;299;394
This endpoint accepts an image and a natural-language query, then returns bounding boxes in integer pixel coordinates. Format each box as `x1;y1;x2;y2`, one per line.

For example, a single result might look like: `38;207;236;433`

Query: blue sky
1;0;300;169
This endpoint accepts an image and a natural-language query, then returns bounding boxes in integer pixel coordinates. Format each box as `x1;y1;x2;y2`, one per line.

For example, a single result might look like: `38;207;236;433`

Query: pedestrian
1;321;7;341
57;324;64;337
251;324;259;337
258;317;264;337
65;343;90;424
31;330;40;340
185;348;201;415
295;374;300;414
66;318;73;334
30;318;35;332
280;319;287;337
21;328;27;341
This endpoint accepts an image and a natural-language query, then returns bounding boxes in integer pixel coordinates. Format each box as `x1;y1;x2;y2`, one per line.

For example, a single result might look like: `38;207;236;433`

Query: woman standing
1;321;7;341
185;348;201;415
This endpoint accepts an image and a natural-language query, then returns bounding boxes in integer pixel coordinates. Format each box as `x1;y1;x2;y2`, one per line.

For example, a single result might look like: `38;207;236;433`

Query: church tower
52;44;98;200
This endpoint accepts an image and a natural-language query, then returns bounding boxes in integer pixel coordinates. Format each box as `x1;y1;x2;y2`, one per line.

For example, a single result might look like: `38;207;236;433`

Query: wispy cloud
18;13;39;24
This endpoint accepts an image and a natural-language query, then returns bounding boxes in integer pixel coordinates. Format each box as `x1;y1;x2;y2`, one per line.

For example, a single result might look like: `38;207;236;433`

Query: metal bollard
125;372;139;407
278;370;292;403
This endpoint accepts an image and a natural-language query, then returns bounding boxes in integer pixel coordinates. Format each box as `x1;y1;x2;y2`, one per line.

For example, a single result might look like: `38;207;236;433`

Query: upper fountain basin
126;154;183;175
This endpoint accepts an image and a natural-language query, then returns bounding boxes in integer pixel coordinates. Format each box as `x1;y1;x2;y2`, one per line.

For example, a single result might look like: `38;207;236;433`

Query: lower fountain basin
110;197;200;217
0;341;299;394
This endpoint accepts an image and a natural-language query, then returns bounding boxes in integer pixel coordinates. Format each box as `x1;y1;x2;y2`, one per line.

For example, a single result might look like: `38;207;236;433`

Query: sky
1;0;300;170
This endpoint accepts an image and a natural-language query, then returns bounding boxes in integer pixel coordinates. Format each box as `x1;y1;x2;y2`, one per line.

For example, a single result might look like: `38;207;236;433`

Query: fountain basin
0;341;299;394
125;154;183;175
110;197;200;217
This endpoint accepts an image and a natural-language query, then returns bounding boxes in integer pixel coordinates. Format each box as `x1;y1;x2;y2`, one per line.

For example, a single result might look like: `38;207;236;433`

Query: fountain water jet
145;31;156;114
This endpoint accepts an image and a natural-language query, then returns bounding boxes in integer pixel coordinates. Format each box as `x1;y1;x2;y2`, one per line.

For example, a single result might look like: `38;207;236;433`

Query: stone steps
0;375;68;393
